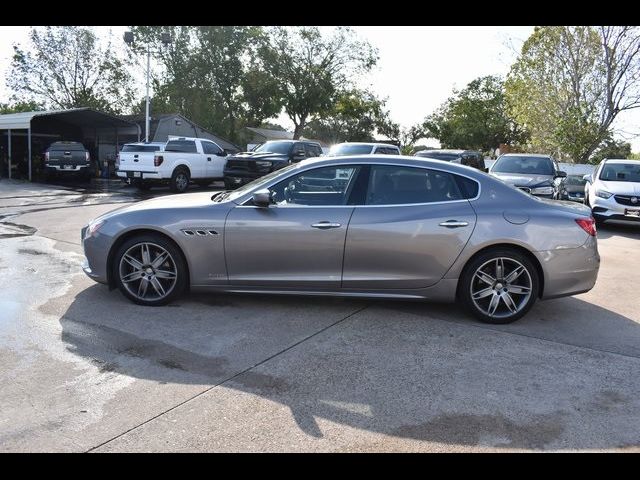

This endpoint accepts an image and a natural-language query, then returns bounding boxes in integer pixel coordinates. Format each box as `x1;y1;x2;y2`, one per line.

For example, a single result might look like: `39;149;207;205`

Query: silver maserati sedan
81;156;600;324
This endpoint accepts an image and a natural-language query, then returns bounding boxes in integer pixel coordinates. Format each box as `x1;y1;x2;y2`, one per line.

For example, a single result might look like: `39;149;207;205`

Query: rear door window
366;165;464;205
165;140;197;153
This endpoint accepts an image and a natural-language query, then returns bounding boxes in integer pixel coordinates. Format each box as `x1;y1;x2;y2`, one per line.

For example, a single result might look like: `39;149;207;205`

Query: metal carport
0;108;139;181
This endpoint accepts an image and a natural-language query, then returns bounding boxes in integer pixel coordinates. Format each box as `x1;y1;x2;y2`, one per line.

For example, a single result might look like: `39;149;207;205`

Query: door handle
439;220;469;228
311;221;341;229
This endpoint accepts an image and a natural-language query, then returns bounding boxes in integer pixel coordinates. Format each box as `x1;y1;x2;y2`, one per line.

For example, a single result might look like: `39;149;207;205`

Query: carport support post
7;129;11;180
27;127;31;181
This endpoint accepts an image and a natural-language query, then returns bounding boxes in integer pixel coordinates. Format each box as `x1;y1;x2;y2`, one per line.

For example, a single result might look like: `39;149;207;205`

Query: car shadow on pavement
59;285;640;450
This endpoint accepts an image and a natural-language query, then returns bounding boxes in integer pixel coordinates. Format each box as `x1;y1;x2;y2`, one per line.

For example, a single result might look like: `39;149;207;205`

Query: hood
229;151;289;161
491;172;554;187
597;180;640;195
92;192;216;223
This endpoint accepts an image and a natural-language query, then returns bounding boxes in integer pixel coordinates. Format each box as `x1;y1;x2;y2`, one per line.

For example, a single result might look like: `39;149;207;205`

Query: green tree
7;26;135;114
0;100;44;114
258;27;378;139
590;136;632;163
423;75;527;152
302;89;388;143
505;26;640;163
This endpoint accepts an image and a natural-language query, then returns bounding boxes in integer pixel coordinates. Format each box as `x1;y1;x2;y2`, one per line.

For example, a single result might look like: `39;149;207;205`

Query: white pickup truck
118;137;228;192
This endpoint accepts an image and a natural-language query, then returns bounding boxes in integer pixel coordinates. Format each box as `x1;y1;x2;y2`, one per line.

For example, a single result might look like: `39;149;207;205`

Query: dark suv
223;140;323;189
414;149;486;171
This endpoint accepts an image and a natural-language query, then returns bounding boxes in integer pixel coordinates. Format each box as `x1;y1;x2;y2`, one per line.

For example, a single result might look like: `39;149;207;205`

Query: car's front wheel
113;234;187;306
459;249;539;324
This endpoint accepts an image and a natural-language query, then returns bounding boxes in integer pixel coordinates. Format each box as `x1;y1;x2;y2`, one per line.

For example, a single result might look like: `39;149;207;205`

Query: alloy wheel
470;257;533;320
118;242;178;301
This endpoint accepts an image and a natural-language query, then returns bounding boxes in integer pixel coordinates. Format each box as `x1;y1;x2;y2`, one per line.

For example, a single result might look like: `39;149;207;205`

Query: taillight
575;217;597;236
85;151;90;161
45;151;49;161
154;155;163;167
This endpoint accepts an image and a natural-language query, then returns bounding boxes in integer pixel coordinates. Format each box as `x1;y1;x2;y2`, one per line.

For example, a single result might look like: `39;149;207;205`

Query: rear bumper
534;236;600;299
45;164;91;173
116;170;162;181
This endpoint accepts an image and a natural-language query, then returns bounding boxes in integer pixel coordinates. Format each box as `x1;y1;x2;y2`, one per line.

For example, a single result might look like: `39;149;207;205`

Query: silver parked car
82;156;600;324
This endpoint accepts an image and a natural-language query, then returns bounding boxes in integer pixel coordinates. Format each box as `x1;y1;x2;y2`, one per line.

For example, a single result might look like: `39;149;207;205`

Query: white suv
584;159;640;224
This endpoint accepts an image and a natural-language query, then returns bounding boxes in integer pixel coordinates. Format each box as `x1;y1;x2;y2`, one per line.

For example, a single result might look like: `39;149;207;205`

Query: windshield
599;163;640;182
253;141;292;155
222;163;301;203
565;175;587;186
492;156;554;175
329;144;374;156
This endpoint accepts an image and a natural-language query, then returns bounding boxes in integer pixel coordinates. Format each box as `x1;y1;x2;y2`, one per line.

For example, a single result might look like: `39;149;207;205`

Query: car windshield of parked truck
492;156;554;175
121;144;161;152
599;163;640;182
328;144;375;156
253;141;292;155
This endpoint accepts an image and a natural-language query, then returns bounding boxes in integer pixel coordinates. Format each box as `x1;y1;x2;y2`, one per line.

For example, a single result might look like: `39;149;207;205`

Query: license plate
127;172;141;178
233;177;242;184
625;208;640;217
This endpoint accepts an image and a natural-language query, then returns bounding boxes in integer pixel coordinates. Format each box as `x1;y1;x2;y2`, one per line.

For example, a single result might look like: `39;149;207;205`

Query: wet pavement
1;177;640;452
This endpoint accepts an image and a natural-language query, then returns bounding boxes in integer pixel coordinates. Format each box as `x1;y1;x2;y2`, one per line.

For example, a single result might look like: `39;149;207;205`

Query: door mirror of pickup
252;189;272;207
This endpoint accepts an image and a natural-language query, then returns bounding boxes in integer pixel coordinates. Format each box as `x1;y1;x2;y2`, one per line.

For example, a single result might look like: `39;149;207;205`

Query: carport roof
0;108;136;130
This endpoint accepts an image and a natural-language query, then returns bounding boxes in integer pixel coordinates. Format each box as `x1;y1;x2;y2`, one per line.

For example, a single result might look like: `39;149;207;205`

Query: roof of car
500;153;552;158
332;142;398;147
603;158;640;164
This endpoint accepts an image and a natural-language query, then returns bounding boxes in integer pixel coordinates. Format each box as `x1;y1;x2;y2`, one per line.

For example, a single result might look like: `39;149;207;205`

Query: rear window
329;144;374;156
165;140;197;153
121;144;162;153
48;142;85;151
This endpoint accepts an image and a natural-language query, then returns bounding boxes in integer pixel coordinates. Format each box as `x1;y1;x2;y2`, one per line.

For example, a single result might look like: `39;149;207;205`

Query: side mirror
555;171;567;178
252;189;272;207
484;167;489;173
583;174;592;183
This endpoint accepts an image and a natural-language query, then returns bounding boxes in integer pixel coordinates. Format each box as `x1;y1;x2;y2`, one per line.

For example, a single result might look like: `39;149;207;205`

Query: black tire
112;233;188;306
458;248;540;324
170;167;190;193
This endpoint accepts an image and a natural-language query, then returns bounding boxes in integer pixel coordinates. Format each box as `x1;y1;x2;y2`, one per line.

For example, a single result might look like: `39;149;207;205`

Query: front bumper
81;226;110;285
591;194;640;222
223;169;267;186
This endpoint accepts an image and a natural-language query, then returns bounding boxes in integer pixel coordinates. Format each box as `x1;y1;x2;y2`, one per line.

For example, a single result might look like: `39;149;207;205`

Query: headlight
84;220;104;240
531;186;554;195
255;161;272;168
595;189;613;199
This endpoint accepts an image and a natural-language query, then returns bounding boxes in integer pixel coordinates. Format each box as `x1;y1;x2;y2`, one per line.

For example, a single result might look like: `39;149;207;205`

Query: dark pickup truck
223;140;323;189
44;141;93;180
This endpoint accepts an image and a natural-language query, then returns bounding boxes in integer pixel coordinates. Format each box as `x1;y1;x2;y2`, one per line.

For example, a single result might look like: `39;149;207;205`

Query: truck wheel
170;168;190;193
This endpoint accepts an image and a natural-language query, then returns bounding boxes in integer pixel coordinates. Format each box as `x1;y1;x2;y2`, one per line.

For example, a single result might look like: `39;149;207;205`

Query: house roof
246;127;294;140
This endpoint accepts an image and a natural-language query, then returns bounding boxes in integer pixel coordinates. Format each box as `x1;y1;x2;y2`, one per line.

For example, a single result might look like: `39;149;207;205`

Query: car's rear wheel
113;234;187;306
170;168;190;193
459;249;539;324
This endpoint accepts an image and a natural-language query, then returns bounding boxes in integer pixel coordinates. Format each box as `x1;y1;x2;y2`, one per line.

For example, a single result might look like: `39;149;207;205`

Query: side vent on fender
182;229;218;236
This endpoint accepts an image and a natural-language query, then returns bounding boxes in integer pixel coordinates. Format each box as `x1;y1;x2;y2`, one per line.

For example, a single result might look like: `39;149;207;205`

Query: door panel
342;201;477;289
224;206;354;288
